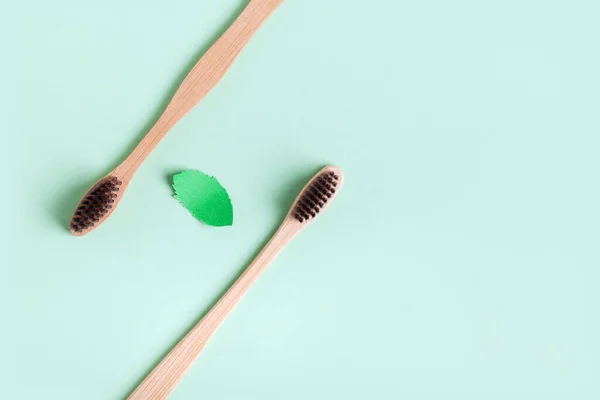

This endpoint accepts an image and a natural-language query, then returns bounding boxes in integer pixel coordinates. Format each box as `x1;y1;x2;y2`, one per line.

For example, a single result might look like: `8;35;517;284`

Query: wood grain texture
127;166;344;400
69;0;285;236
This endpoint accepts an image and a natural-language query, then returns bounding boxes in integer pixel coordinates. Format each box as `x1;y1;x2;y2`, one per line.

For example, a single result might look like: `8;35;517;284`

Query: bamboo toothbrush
69;0;285;236
127;166;344;400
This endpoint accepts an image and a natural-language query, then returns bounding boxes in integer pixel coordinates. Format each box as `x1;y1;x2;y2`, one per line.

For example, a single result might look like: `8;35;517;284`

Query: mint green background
1;1;599;399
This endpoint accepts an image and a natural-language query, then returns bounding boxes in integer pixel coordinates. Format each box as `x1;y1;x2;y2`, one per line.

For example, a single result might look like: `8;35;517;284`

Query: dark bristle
298;201;313;215
303;199;320;213
70;176;121;231
306;191;319;203
293;171;340;223
311;189;327;203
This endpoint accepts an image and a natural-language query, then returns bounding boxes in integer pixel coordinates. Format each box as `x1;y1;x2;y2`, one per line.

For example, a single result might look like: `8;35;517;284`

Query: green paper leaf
172;170;233;227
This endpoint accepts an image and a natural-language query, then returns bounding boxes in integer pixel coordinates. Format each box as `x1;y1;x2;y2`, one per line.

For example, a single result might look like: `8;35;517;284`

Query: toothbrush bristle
70;177;122;233
293;171;340;223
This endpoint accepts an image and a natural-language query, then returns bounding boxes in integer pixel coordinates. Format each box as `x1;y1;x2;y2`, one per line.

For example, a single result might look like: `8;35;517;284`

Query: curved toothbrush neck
115;0;286;179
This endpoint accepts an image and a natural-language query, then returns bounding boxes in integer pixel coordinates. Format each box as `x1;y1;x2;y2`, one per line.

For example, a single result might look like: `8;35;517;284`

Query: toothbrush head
70;176;123;236
292;166;343;224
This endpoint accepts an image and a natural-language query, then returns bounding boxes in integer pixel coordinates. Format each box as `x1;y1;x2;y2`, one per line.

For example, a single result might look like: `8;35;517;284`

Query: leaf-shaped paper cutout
173;170;233;227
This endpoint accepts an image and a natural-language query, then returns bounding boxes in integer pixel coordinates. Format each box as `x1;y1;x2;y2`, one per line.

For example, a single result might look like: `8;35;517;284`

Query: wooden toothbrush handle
127;220;298;400
118;0;284;177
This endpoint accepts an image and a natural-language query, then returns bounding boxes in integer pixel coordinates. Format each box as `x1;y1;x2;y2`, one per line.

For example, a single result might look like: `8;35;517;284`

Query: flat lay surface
1;0;599;398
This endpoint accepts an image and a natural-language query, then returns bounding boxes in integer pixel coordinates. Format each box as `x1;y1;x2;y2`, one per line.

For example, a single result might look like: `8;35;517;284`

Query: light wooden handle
127;220;298;400
117;0;284;178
